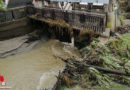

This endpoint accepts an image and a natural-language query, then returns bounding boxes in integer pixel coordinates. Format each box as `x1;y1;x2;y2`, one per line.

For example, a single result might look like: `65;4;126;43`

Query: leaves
83;33;130;86
0;0;5;10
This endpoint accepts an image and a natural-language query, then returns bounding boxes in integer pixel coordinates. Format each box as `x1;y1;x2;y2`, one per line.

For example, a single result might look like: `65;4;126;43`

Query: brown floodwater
0;39;80;90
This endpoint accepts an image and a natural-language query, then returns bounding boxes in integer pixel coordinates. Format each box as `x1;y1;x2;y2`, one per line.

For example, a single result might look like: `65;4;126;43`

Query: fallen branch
55;56;129;76
86;64;128;76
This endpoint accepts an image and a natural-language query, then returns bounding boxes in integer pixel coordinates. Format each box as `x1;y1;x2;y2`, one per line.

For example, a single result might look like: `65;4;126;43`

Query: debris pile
117;25;130;34
57;33;130;89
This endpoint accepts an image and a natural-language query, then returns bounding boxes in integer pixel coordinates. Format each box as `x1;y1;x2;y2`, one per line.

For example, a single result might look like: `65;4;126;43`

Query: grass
60;33;130;90
61;83;130;90
59;33;130;90
121;33;130;47
80;33;130;89
60;85;67;90
94;82;130;90
108;33;130;51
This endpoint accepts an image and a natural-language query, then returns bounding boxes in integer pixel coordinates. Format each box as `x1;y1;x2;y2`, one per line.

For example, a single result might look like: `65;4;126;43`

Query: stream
0;37;80;90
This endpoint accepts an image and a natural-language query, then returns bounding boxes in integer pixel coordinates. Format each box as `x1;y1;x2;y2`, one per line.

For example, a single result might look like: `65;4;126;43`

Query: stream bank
56;33;130;90
0;33;81;90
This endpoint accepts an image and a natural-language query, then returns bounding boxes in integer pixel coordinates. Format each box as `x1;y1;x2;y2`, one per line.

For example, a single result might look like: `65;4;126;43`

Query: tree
0;0;5;10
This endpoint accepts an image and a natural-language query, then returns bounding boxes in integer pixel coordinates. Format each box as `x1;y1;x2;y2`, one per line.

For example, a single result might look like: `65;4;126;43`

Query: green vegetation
83;33;130;88
59;33;130;90
95;82;130;90
0;0;5;10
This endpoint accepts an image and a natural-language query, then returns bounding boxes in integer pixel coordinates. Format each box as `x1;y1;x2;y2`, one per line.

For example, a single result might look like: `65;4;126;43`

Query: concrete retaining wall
0;18;33;40
0;7;27;23
0;7;34;40
0;6;107;40
27;6;107;33
8;0;32;8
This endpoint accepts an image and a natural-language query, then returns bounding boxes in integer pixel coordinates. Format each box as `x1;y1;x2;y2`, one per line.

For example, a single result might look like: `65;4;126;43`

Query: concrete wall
27;6;107;33
0;7;27;23
0;6;107;40
0;18;33;40
0;7;34;40
7;0;32;8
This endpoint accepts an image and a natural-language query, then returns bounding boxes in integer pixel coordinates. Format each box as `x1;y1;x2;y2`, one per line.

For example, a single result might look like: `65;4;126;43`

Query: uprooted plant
56;33;130;89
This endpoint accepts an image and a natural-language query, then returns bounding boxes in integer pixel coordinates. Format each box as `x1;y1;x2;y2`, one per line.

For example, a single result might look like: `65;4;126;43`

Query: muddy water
0;39;80;90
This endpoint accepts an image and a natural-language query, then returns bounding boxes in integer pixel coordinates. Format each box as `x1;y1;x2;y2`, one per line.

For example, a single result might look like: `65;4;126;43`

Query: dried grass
42;18;73;36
